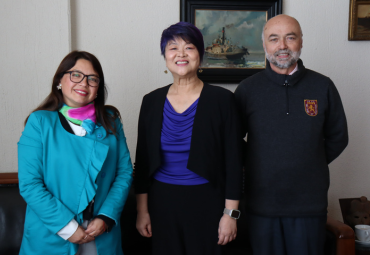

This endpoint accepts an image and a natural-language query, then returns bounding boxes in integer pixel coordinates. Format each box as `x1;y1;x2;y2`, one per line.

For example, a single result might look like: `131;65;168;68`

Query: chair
325;217;355;255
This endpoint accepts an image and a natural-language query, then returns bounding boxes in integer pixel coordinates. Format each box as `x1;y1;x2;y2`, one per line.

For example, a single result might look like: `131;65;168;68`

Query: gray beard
265;49;301;69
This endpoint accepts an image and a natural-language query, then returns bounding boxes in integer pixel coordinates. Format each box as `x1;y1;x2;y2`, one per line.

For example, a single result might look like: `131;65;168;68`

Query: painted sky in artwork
195;10;267;53
358;4;370;18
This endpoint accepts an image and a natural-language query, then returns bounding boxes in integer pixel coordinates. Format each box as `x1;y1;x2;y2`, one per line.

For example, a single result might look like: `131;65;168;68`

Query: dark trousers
148;180;225;255
246;213;327;255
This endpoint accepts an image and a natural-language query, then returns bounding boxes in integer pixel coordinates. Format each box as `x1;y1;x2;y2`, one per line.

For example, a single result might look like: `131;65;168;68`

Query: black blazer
134;83;243;200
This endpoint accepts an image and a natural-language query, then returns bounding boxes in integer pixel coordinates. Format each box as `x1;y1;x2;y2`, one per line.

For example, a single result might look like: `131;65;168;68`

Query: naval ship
204;27;249;60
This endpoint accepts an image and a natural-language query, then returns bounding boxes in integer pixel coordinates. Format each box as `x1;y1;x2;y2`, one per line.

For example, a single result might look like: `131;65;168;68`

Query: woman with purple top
134;22;243;255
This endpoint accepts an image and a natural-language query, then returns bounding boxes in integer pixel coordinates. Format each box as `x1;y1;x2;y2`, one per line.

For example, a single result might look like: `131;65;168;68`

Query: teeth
176;61;188;64
76;90;87;94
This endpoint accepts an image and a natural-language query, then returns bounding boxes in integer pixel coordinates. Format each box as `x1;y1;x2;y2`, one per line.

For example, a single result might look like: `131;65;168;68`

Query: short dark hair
25;51;121;137
160;22;204;62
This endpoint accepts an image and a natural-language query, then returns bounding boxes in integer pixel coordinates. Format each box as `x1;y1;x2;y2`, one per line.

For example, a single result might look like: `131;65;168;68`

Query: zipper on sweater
284;78;290;115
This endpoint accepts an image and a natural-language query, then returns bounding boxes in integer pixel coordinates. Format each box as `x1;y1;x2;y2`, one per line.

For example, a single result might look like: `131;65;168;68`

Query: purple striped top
153;98;209;185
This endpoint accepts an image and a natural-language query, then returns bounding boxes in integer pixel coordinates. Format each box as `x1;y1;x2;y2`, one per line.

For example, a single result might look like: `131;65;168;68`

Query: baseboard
0;172;19;184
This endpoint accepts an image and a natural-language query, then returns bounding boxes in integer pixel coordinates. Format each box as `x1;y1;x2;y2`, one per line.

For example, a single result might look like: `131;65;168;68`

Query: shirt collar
289;63;299;75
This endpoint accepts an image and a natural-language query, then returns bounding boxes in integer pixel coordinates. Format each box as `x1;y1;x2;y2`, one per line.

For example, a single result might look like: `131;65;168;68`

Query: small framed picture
348;0;370;40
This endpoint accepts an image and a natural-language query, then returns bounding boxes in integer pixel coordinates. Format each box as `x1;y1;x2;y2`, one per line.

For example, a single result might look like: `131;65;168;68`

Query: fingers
79;234;94;244
85;218;105;237
78;228;95;244
68;226;95;244
218;234;236;245
136;212;152;238
87;229;103;238
85;226;99;236
218;232;236;245
138;224;152;237
217;233;224;245
87;229;97;237
147;223;152;236
85;219;97;233
217;215;237;245
140;230;149;237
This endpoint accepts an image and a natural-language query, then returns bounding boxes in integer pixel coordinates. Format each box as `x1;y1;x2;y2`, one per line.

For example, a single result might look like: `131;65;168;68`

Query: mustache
274;49;292;57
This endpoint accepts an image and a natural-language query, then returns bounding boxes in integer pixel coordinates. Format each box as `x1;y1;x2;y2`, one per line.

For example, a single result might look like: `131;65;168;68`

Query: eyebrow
268;32;298;39
72;69;99;76
268;34;279;39
286;32;298;37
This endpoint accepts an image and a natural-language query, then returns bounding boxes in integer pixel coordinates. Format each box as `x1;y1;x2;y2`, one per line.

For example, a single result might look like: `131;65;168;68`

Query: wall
0;0;71;172
0;0;369;221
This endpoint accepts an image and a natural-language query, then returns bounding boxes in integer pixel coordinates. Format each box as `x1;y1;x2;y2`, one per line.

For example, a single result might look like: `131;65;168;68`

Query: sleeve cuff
96;214;115;232
57;219;79;240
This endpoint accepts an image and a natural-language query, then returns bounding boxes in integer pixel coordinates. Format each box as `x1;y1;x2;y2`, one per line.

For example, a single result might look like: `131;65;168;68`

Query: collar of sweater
265;59;307;86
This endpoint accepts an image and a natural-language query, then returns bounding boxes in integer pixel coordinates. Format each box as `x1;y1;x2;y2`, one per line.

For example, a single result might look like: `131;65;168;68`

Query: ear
58;73;65;86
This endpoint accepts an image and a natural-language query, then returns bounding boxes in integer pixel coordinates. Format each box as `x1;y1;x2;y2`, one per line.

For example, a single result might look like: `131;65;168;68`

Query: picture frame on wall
180;0;282;83
349;0;370;41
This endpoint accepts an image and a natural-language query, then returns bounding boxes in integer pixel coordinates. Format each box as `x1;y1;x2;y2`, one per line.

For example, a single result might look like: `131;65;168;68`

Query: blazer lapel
148;85;171;175
191;83;208;142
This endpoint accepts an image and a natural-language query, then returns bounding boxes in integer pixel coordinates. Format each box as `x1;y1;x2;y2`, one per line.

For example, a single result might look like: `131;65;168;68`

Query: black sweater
235;59;348;216
134;83;243;200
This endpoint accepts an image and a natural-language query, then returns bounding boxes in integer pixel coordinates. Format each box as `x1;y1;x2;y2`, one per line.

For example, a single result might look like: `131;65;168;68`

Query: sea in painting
357;4;370;35
195;9;267;69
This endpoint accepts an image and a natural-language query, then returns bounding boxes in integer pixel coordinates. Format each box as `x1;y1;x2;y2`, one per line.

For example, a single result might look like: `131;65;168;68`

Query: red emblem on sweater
304;100;318;116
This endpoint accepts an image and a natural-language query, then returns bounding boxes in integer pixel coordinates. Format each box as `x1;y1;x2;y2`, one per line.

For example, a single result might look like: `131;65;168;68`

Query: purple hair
160;22;204;62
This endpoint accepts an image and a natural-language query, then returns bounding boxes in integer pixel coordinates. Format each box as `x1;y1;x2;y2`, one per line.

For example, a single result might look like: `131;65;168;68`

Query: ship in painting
358;13;370;28
205;27;249;60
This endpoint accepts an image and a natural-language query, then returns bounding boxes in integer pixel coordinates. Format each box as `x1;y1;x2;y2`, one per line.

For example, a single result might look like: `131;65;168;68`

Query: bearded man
235;15;348;255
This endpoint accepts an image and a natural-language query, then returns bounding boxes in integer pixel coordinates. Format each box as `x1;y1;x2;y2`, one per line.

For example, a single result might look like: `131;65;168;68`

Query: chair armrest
326;217;355;255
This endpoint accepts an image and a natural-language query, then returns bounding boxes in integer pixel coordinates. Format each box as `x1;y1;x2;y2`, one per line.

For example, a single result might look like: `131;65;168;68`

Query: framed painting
180;0;282;83
349;0;370;40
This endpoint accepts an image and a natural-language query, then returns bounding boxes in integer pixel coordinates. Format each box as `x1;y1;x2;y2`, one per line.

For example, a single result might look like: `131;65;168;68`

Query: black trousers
148;180;225;255
245;213;327;255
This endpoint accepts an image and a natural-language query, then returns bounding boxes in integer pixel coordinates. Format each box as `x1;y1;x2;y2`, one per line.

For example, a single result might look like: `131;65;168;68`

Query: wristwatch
223;208;241;219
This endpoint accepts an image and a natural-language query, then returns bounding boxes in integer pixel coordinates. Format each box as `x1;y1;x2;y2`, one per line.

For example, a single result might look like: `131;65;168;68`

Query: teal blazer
18;110;133;255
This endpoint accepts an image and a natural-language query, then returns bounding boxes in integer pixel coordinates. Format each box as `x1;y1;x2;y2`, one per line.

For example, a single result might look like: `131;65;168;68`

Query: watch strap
223;208;241;219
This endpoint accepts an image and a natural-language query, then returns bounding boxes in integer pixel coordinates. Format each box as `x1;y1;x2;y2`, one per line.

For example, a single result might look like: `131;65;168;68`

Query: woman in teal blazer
18;51;133;255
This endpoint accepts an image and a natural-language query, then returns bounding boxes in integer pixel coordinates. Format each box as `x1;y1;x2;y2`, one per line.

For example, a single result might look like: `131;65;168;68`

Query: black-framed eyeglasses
64;71;100;87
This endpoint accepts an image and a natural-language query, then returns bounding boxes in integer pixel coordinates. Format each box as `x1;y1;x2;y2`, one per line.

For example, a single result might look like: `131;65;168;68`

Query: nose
178;48;187;57
278;39;288;50
79;76;88;86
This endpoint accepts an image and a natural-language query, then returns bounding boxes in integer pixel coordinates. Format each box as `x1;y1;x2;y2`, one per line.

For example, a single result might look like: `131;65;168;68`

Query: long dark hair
25;51;121;137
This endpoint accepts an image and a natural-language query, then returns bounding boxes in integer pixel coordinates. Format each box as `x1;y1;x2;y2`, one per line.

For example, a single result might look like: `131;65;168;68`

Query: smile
75;90;87;95
277;53;290;58
176;61;189;64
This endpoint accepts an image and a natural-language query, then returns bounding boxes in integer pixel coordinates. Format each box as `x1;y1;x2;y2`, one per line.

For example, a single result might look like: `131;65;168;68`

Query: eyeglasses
64;71;100;87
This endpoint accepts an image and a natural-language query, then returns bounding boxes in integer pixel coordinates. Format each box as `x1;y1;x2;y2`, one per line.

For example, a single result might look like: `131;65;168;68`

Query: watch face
231;210;240;219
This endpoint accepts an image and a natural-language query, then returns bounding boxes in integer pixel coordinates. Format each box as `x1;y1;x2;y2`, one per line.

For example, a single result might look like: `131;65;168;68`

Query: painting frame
180;0;282;83
348;0;370;41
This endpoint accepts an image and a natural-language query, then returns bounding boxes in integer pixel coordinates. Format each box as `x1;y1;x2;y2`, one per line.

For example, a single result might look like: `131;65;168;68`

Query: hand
136;211;152;237
218;214;237;245
68;226;95;244
85;218;106;238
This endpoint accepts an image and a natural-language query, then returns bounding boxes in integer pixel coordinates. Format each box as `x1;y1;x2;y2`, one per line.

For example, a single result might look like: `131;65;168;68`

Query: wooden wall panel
0;172;18;184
